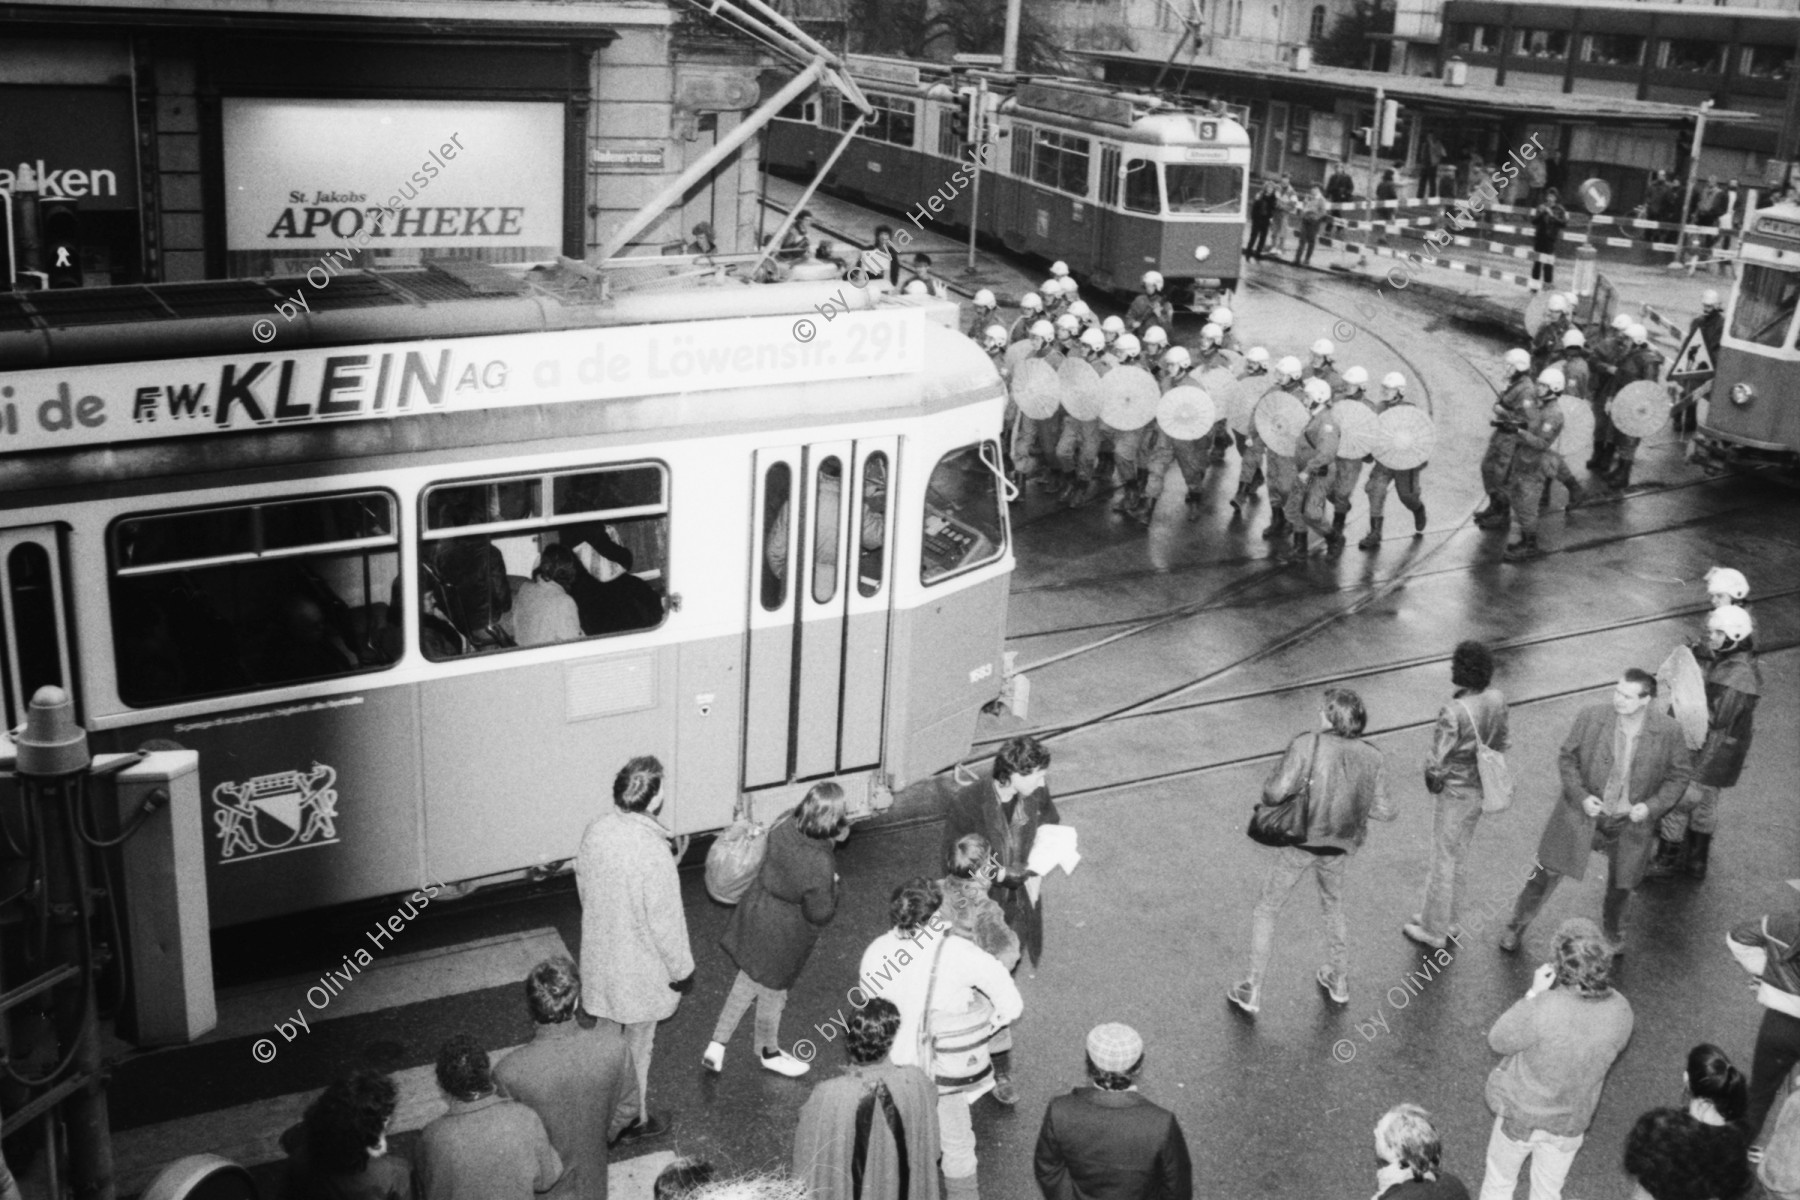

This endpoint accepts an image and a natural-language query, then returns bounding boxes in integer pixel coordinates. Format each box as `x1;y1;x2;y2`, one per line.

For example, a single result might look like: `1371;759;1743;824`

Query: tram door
0;527;77;728
744;439;897;789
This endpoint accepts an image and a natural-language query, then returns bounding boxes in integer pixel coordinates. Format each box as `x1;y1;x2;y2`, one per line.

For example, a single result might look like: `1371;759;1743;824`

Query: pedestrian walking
1140;346;1208;526
1501;368;1566;563
1647;604;1758;881
495;957;639;1200
1032;1024;1193;1200
1474;350;1535;530
1624;1106;1751;1200
860;879;1023;1200
1284;377;1342;558
1255;356;1308;543
1596;324;1664;492
280;1069;414;1200
706;782;847;1078
1360;371;1429;547
1229;346;1272;508
1015;320;1064;490
1248;182;1277;260
576;755;694;1141
1228;687;1396;1015
1056;328;1110;508
1477;919;1633;1200
1530;191;1568;284
1543;330;1589;509
1325;366;1374;545
1295;187;1328;267
1728;904;1800;1148
1498;669;1693;955
1373;1104;1470;1200
791;998;941;1200
1403;640;1508;952
417;1035;565;1200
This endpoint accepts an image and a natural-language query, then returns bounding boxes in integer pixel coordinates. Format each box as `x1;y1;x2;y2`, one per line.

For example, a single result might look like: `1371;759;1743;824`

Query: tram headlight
1730;382;1754;407
1193;245;1211;262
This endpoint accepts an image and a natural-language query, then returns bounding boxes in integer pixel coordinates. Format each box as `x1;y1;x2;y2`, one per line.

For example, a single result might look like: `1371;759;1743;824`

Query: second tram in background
767;55;1251;307
1705;200;1800;468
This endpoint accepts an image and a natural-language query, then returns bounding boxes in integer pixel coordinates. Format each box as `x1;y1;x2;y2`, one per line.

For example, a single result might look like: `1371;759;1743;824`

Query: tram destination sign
0;309;926;455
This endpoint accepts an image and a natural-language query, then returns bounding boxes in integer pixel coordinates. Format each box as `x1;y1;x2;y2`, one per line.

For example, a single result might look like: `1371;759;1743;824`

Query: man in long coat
576;755;693;1141
1500;669;1693;954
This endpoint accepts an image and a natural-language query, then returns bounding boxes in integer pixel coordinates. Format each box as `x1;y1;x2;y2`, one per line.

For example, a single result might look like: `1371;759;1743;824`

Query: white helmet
1382;371;1407;392
1343;366;1369;388
1627;322;1649;345
1562;328;1586;349
983;324;1009;349
1705;565;1750;601
1164;346;1192;369
1209;306;1234;328
1303;377;1333;405
1029;318;1055;341
1701;288;1722;310
1708;604;1754;643
1246;346;1271;366
1276;354;1304;380
1055;313;1081;334
1562;292;1579;312
1143;326;1170;346
1311;338;1336;359
1537;367;1565;392
1042;277;1063;296
1201;322;1224;344
1102;315;1126;336
1115;333;1142;359
974;289;997;309
1068;300;1094;321
1051;260;1071;278
1019;292;1043;312
1079;327;1107;351
1503;348;1532;374
1142;270;1164;291
1612;313;1634;332
1546;293;1571;314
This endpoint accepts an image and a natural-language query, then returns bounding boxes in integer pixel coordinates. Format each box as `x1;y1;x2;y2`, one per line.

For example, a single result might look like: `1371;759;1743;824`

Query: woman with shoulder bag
1229;687;1396;1017
1404;641;1510;952
705;782;848;1078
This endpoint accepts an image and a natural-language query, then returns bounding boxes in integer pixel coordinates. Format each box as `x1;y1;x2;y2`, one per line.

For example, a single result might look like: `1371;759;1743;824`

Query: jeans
1420;785;1484;938
710;969;788;1054
1478;1115;1583;1200
1249;845;1348;990
939;1090;978;1178
1747;1008;1800;1141
1660;781;1721;839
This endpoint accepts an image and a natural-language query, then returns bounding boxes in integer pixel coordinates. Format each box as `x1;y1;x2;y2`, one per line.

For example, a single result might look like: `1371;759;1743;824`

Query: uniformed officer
966;289;999;341
1189;323;1233;464
1127;271;1174;341
1542;328;1589;510
1706;565;1751;611
1501;367;1567;562
1587;314;1634;470
1306;338;1346;397
1142;325;1170;361
1014;319;1063;488
1056;327;1110;507
1285;377;1342;558
1008;292;1044;344
1053;312;1082;356
1042;277;1070;320
1255;356;1308;541
1530;292;1574;373
1068;300;1099;334
1359;372;1427;549
1475;348;1536;529
1101;314;1127;350
1105;334;1157;522
1139;345;1210;526
1600;323;1664;492
1673;289;1723;434
984;323;1021;488
1229;347;1272;506
1209;306;1243;354
1326;366;1376;544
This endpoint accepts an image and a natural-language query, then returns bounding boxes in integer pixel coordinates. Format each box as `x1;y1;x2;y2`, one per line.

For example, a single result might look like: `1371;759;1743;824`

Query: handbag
918;934;998;1092
1247;733;1319;848
704;800;787;905
1457;698;1514;814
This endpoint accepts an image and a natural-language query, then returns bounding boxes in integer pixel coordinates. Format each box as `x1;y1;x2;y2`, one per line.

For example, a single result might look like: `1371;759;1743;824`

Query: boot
1565;481;1586;509
1184;490;1204;523
1325;526;1346;556
1607;460;1634;491
1288;530;1310;559
1686;832;1712;882
1586;443;1613;472
1412;503;1427;534
1111;482;1139;515
1473;497;1511;529
1260;510;1290;540
1130;496;1157;528
1501;533;1541;562
1330;510;1348;539
1645;834;1688;878
1358;518;1384;550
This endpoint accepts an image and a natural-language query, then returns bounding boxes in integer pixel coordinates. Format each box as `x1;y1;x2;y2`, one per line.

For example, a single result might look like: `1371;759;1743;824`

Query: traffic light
951;88;979;148
1379;99;1400;149
41;199;81;288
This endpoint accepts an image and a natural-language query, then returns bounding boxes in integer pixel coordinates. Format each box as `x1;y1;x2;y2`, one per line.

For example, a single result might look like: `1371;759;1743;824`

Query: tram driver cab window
921;443;1006;585
1124;159;1160;214
1730;264;1800;349
1166;164;1245;214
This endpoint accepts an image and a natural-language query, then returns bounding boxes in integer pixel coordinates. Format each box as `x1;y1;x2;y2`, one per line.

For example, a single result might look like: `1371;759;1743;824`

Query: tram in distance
765;54;1251;305
0;270;1012;927
1705;200;1800;465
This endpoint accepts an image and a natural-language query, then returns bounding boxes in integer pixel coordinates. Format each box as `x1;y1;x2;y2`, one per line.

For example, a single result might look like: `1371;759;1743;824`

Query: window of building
1729;265;1800;350
1454;24;1497;53
419;464;668;660
1287;107;1311;156
1580;33;1645;67
1742;44;1796;81
1165;164;1245;213
848;93;917;147
1659;39;1724;73
921;444;1006;585
1232;0;1245;36
1309;4;1325;40
1513;28;1568;59
110;491;400;706
1123;157;1160;213
1032;128;1092;197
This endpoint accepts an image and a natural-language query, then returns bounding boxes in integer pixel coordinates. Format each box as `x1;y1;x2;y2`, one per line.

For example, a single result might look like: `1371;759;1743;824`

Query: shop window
1742;44;1795;81
857;453;889;598
1729;265;1800;350
921;444;1006;585
1309;5;1325;41
761;462;792;612
110;492;400;706
1032;129;1092;198
1581;34;1644;67
1165;164;1245;214
1513;28;1568;59
1659;39;1723;73
419;464;668;660
1124;158;1159;213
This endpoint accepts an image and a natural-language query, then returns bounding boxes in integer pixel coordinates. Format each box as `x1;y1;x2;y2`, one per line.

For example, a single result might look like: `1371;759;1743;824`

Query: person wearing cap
1126;272;1173;341
1500;368;1566;563
1372;1104;1470;1200
967;290;998;341
1325;366;1375;545
1597;323;1664;492
1032;1024;1193;1200
1475;349;1536;530
1531;294;1574;374
1016;320;1066;489
1253;356;1308;541
1284;377;1343;558
1477;918;1634;1200
1140;346;1209;526
1647;603;1760;883
1056;328;1110;507
1360;372;1428;548
1010;293;1045;344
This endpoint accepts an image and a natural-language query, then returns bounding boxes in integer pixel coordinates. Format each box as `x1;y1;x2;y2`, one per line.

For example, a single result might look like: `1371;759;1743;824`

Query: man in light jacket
1499;669;1693;955
576;755;694;1142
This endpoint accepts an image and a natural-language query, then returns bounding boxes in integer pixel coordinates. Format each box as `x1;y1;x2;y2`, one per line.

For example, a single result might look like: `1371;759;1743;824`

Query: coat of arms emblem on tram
211;764;340;859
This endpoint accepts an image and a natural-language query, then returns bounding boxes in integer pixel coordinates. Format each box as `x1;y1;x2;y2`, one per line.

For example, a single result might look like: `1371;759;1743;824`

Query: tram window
1099;147;1121;207
109;491;400;707
1032;129;1091;198
1165;164;1245;214
921;443;1006;586
762;463;793;612
853;94;916;148
858;453;889;598
1729;265;1800;349
811;457;843;605
8;543;64;700
421;463;669;660
1123;159;1160;214
1011;124;1034;177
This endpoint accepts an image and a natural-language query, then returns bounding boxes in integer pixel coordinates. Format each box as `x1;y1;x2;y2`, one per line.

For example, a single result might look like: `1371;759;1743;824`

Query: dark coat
278;1124;414;1200
415;1095;562;1200
1536;704;1692;886
493;1021;639;1200
939;774;1061;967
1034;1088;1193;1200
1532;200;1568;252
720;815;839;990
1250;191;1277;225
1697;650;1760;787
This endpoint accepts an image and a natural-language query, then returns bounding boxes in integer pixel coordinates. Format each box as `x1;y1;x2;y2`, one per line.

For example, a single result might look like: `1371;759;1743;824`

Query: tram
1703;200;1800;465
766;55;1251;306
0;269;1012;926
